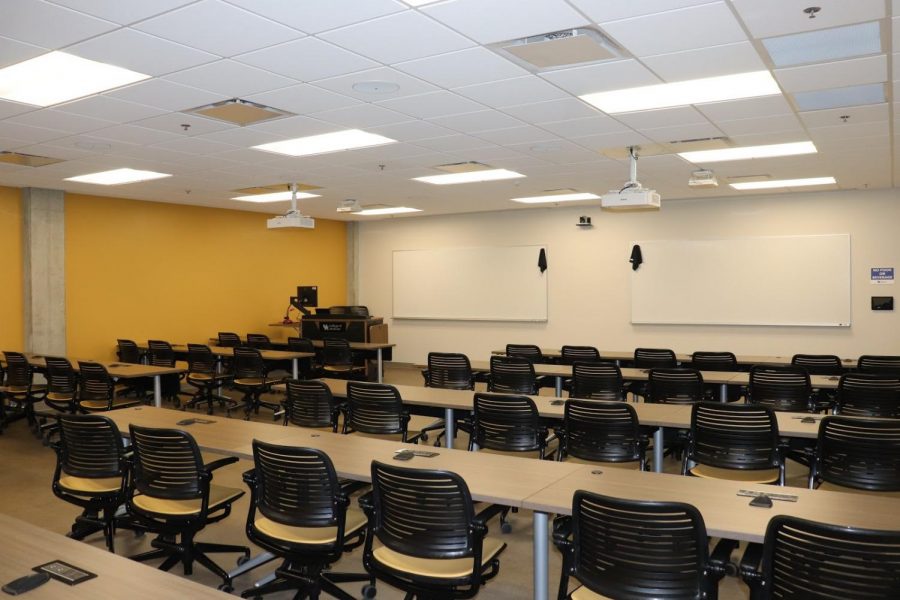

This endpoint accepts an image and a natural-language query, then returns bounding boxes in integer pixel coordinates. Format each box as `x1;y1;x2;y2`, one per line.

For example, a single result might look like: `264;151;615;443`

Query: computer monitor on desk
290;285;318;316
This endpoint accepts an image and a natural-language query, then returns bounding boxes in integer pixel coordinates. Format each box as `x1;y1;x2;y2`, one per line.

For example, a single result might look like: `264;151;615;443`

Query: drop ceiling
0;0;896;220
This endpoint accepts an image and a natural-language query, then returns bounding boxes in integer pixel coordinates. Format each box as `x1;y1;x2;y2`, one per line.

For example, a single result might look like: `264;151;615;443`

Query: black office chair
127;425;250;590
557;399;648;469
344;381;421;443
834;372;900;417
470;392;552;458
246;333;272;350
231;346;281;420
627;348;677;400
116;339;151;399
691;351;742;402
857;354;900;376
419;352;475;447
51;414;130;551
359;461;506;599
568;361;625;401
506;344;545;363
647;368;704;405
0;351;45;432
322;339;366;380
282;379;340;431
740;516;900;598
37;356;79;441
217;332;242;347
240;441;371;600
791;353;842;410
559;345;600;365
76;362;142;412
488;355;538;395
747;365;815;412
183;344;235;415
554;491;734;600
809;415;900;493
147;339;186;406
286;337;321;379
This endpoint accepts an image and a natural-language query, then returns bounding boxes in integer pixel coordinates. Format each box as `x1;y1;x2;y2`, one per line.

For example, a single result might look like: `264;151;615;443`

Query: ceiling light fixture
232;191;321;202
0;51;149;107
252;129;397;157
579;70;780;114
762;21;881;67
413;169;525;185
678;141;817;163
356;206;422;215
729;176;836;190
65;168;171;185
511;192;600;204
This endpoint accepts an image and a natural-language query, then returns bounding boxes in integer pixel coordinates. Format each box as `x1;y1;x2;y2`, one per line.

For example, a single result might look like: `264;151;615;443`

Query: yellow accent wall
65;194;346;361
0;186;23;350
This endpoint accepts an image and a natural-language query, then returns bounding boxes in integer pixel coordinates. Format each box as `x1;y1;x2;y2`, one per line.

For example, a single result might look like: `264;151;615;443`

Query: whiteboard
631;234;851;327
393;246;548;321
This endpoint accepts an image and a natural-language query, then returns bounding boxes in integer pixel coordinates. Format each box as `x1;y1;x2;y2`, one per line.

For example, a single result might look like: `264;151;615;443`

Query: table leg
377;349;383;383
555;376;563;397
533;511;549;600
653;427;664;473
719;383;728;403
444;407;455;449
152;376;162;408
292;358;299;380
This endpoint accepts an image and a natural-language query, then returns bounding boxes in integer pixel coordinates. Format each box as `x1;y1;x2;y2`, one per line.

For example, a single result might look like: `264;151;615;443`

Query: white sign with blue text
871;267;894;284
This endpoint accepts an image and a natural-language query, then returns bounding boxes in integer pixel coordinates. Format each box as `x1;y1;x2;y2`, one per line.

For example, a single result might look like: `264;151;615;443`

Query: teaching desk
0;513;232;599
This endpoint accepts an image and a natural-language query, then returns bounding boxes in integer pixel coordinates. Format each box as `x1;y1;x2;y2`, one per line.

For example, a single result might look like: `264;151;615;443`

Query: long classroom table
136;344;314;380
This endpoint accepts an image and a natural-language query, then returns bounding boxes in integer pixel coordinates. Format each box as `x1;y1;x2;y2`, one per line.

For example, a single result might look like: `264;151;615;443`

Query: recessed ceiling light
678;141;817;163
0;51;149;107
232;191;321;202
579;70;781;114
188;98;292;126
763;21;881;68
65;168;171;185
351;81;400;94
252;129;397;157
511;192;600;204
730;176;836;190
413;169;525;185
356;206;422;215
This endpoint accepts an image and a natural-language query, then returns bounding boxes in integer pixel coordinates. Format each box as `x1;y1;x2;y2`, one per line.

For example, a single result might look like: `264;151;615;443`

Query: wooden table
136;344;313;381
0;512;232;599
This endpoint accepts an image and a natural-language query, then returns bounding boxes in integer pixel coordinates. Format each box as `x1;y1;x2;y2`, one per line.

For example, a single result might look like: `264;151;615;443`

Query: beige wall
357;188;900;364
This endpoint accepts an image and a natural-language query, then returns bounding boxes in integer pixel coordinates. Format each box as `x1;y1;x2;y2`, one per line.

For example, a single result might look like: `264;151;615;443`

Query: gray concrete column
346;221;359;304
21;188;66;355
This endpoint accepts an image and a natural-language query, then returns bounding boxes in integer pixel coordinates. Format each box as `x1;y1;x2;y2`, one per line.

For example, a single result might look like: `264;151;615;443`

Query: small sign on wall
871;267;895;285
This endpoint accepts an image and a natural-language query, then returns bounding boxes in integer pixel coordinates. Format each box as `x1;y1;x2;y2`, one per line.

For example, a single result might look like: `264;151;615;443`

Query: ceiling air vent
187;98;293;126
496;28;621;70
0;151;64;167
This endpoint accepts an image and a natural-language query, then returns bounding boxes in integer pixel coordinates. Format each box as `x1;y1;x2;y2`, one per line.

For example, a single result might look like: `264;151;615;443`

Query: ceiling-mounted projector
601;147;661;210
267;183;315;229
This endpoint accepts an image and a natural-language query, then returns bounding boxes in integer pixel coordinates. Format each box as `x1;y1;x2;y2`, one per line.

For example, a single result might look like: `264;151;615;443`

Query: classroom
1;2;899;599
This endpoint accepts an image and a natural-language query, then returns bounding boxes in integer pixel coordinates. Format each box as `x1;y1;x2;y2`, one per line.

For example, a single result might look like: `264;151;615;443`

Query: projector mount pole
621;146;642;192
288;182;298;216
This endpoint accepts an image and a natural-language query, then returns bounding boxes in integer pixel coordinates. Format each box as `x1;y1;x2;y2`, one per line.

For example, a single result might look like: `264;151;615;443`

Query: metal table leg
533;511;549;600
292;358;299;380
153;376;162;408
444;407;455;449
719;383;728;402
653;426;664;473
376;348;383;383
555;376;563;397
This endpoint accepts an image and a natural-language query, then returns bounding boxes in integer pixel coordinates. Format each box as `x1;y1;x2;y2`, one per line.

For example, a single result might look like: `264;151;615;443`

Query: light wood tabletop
0;513;232;600
136;344;313;361
19;354;184;379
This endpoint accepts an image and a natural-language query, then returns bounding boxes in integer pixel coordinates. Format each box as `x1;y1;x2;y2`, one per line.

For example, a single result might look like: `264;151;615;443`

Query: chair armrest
552;515;572;550
708;538;739;577
472;503;507;535
358;491;375;516
339;479;369;496
421;369;429;385
242;468;257;486
739;542;764;586
204;456;239;474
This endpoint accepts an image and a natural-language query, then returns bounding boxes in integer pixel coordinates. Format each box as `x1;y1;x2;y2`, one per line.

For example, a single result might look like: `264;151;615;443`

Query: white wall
356;188;900;364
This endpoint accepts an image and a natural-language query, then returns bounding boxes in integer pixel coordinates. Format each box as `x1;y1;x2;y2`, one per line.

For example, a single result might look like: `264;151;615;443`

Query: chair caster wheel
361;584;377;598
420;433;429;442
236;555;250;566
724;561;739;577
500;522;512;534
217;583;233;593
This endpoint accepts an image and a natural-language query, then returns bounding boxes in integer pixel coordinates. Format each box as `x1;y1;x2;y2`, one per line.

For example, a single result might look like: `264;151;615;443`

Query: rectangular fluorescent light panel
511;192;600;204
65;168;171;185
232;191;321;202
413;169;525;185
730;177;836;190
252;129;396;157
679;141;817;163
356;206;422;215
793;83;885;111
763;22;881;68
0;51;149;107
579;70;780;114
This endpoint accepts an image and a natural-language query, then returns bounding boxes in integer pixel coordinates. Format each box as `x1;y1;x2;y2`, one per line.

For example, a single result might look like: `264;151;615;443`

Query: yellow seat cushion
571;585;612;600
817;481;900;498
254;506;367;544
563;456;643;469
79;397;142;411
188;373;215;381
323;365;364;373
690;464;779;483
132;484;243;516
58;475;122;494
46;392;76;402
371;537;505;579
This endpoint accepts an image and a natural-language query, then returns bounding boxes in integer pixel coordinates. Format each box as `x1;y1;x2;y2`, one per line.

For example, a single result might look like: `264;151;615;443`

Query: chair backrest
688;402;780;471
488;355;537;394
322;338;353;367
246;333;271;350
857;354;900;376
252;440;342;529
57;414;125;479
129;425;204;499
633;348;677;369
45;356;78;397
284;379;337;429
835;373;900;418
370;461;475;560
647;368;704;404
569;361;623;401
791;353;843;375
559;345;601;365
748;366;811;412
345;381;406;435
116;339;142;364
690;351;737;371
505;344;544;363
2;351;33;387
425;352;474;390
186;344;217;376
563;400;644;463
569;491;711;599
755;516;900;599
286;337;316;353
814;416;900;491
77;361;114;403
472;392;544;453
147;339;175;367
233;346;267;379
217;332;241;347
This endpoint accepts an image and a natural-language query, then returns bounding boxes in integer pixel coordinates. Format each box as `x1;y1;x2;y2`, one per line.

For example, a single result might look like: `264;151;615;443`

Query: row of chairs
218;333;368;380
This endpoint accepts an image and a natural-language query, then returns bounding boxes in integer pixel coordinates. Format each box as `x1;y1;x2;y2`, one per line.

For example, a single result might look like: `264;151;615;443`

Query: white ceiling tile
502;98;600;123
505;140;599;163
570;130;651;150
568;0;716;22
613;106;708;129
642;42;767;82
149;136;236;155
234;37;378;82
639;122;724;143
376;91;485;119
12;141;96;160
0;121;69;144
164;60;297;97
104;79;223;112
132;113;234;137
716;113;804;136
422;0;588;44
249;115;344;138
599;2;746;57
894;19;900;54
0;35;46;69
224;0;405;34
395;47;528;88
454;76;568;108
775;55;888;93
66;29;218;77
320;10;474;65
474;125;558;145
727;130;811;146
195;127;286;147
428;110;524;133
368;120;456;141
5;108;114;134
539;59;660;95
731;0;885;39
246;84;359;115
134;0;302;57
0;99;37;120
312;67;438;101
308;103;411;128
799;103;888;128
0;0;116;48
45;0;198;25
894;53;900;79
808;121;887;139
696;95;794;121
538;115;631;137
87;124;184;145
54;96;167;123
412;135;495;152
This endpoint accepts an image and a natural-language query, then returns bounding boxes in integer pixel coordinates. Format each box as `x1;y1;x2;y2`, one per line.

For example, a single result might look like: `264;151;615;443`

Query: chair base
130;532;250;588
241;561;373;600
183;385;238;415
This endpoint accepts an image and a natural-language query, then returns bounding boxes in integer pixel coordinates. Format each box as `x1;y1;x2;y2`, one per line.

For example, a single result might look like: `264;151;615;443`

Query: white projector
267;214;315;229
601;188;661;210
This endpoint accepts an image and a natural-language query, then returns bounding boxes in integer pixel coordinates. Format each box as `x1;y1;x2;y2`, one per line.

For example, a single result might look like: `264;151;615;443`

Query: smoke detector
688;170;718;188
336;199;362;213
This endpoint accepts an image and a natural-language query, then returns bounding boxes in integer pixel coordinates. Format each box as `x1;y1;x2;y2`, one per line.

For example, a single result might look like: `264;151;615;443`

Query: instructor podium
299;306;389;344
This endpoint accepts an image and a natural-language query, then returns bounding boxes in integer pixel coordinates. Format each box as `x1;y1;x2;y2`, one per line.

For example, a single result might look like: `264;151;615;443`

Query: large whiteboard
393;246;548;321
631;234;851;327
